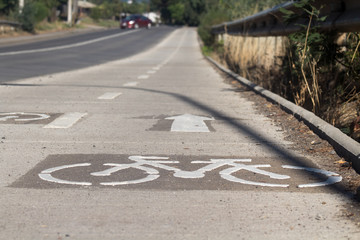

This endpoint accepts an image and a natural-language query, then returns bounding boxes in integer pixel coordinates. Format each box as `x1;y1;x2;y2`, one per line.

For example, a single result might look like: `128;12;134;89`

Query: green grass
201;45;213;56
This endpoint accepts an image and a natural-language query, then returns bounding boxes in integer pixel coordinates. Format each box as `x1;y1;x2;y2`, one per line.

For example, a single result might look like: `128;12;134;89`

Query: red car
120;15;152;29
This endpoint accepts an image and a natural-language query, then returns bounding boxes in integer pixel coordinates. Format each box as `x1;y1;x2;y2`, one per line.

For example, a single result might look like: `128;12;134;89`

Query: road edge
205;56;360;174
0;26;106;47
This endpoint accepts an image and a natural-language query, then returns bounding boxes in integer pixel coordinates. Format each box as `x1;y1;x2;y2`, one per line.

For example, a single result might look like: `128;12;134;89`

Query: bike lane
0;27;359;239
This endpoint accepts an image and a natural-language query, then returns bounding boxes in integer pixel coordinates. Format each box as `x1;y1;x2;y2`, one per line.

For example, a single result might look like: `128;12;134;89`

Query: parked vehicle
120;15;152;29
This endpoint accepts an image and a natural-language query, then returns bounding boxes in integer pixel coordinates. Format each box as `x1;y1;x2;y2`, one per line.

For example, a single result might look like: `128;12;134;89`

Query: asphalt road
0;27;359;239
0;26;175;82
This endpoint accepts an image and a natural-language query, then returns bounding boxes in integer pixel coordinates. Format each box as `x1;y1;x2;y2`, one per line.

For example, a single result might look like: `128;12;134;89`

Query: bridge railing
0;20;21;28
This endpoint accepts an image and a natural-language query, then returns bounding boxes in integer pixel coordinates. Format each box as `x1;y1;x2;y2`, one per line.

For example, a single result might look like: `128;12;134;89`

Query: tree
168;1;184;24
183;0;206;26
0;0;17;17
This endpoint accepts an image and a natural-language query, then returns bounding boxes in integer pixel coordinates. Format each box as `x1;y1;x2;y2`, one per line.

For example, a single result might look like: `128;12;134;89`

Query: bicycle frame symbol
38;156;342;188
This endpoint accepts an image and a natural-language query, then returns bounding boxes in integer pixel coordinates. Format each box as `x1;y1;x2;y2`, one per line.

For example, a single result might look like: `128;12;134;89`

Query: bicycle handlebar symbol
38;156;342;188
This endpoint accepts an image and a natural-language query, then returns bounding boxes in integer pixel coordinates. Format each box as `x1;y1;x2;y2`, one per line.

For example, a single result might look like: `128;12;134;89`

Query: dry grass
223;34;286;91
219;32;360;142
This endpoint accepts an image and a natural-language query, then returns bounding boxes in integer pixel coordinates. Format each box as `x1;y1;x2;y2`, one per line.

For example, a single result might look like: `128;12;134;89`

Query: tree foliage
16;1;48;32
150;0;286;26
0;0;17;16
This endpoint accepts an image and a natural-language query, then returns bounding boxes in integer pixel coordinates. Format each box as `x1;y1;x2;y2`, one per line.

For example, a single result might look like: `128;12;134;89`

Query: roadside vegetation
0;0;150;34
196;0;360;143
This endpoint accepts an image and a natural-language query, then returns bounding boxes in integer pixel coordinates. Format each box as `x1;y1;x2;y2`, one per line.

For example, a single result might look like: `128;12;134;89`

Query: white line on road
0;30;139;56
123;82;139;87
43;112;87;129
137;75;149;79
97;92;122;100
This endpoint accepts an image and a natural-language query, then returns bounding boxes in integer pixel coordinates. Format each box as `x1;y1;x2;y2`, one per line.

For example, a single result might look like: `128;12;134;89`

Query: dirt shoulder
212;60;360;222
216;64;360;193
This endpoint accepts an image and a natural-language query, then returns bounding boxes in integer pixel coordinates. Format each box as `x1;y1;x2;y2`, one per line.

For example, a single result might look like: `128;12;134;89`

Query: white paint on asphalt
97;92;122;100
43;112;87;129
137;75;149;79
36;156;342;188
99;165;160;186
0;112;50;122
220;164;290;188
123;81;139;87
0;30;139;56
147;70;156;74
165;114;214;132
282;165;343;188
39;163;92;186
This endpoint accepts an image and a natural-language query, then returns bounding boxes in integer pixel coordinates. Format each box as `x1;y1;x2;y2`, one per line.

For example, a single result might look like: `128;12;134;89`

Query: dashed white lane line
147;70;156;74
44;112;87;129
97;92;122;100
137;75;149;79
123;81;139;87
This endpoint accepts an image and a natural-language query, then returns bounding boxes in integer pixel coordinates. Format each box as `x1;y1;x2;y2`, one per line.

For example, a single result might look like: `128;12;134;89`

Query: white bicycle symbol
38;156;342;188
0;112;50;122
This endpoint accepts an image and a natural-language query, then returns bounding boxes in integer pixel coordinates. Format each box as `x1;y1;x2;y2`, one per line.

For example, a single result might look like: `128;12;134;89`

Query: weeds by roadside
209;0;360;143
0;17;119;39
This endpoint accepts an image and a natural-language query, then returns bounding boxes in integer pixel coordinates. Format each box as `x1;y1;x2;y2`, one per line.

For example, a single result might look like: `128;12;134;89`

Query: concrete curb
206;56;360;174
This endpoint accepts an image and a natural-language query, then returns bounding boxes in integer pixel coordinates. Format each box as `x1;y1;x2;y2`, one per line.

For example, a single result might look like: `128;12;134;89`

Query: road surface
0;27;359;239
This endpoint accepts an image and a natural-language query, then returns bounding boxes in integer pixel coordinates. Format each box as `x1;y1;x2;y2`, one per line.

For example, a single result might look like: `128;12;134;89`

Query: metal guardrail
212;0;360;36
0;20;21;28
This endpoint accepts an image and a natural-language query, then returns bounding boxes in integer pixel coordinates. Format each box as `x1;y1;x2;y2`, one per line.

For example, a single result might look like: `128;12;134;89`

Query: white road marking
165;114;214;132
147;70;156;74
0;30;139;56
282;165;342;188
44;112;87;129
123;81;139;87
99;165;160;186
0;112;50;122
220;164;290;188
37;156;342;188
137;75;149;79
97;92;122;100
39;163;92;186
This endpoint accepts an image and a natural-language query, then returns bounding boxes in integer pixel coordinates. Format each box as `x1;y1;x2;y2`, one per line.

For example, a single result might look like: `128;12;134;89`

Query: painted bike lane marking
43;112;87;129
0;112;50;122
10;155;342;189
165;114;215;132
97;92;122;100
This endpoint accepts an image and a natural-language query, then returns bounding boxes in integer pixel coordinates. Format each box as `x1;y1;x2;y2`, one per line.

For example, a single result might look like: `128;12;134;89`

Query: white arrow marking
165;114;214;132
